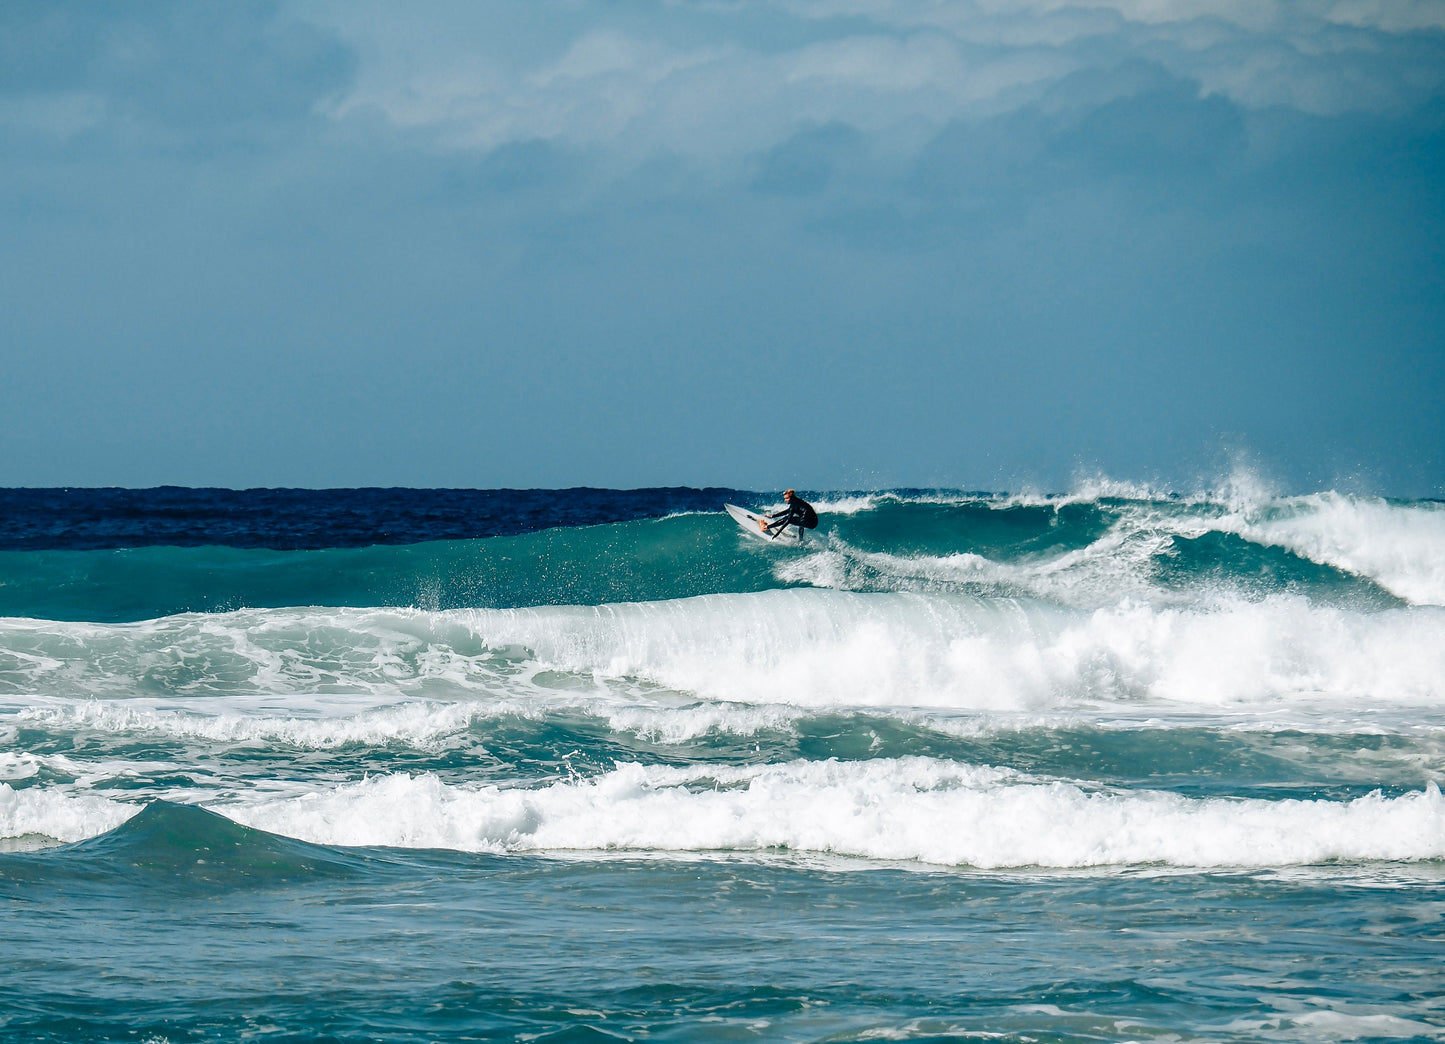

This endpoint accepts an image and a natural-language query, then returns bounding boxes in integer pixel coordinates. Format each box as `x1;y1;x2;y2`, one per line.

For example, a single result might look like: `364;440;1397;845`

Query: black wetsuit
766;496;818;537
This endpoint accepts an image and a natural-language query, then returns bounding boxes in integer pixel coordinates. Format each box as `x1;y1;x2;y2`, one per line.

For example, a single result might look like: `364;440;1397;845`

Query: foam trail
13;696;496;750
1225;1010;1445;1042
225;759;1445;868
775;531;1174;606
7;690;802;750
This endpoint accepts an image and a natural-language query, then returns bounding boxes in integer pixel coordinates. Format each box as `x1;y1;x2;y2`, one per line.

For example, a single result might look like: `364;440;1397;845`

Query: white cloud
779;0;1445;34
302;0;1445;164
784;34;964;93
1325;0;1445;32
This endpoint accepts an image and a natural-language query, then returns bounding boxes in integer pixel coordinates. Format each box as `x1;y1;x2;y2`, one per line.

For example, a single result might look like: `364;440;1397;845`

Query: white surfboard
725;503;803;544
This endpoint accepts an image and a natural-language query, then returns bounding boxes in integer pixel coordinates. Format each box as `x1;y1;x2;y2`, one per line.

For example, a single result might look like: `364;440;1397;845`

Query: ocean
1;484;1442;1043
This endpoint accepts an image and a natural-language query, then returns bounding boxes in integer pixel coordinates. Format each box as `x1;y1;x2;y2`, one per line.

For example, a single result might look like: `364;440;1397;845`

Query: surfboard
725;503;803;544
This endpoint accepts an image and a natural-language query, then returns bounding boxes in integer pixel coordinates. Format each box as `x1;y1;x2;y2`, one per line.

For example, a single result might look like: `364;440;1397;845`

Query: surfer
761;490;818;540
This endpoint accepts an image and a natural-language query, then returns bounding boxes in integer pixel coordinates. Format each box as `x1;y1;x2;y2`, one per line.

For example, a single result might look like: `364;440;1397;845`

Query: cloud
297;0;1444;187
8;0;1441;170
775;0;1445;35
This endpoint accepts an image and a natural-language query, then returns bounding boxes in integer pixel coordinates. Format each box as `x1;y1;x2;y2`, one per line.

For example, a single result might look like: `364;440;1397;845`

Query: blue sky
2;0;1442;493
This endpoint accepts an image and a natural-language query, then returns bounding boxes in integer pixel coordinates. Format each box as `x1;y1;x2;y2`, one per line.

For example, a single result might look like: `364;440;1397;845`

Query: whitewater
1;484;1442;1043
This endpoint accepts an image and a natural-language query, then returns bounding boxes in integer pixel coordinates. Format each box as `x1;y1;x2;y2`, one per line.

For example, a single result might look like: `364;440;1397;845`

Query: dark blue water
0;486;747;549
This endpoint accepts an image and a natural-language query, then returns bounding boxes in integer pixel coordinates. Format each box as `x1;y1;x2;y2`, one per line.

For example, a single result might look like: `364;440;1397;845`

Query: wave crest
224;760;1445;868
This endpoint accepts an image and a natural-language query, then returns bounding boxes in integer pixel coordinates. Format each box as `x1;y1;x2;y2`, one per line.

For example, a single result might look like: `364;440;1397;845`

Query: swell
2;491;1433;621
1;492;1439;624
0;515;781;622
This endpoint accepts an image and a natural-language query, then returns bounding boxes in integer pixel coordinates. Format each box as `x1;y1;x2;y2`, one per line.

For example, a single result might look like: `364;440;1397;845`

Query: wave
810;483;1445;607
227;759;1445;867
0;801;370;884
0;594;1438;717
1;488;1440;622
1221;493;1445;606
0;514;782;623
783;493;1441;608
9;760;1441;868
4;593;1442;715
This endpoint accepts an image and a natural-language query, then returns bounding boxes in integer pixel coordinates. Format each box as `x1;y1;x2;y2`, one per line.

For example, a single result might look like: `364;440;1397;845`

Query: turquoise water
2;488;1443;1041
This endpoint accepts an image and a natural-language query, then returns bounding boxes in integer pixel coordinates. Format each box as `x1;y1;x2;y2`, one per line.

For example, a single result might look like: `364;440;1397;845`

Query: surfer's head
784;489;795;500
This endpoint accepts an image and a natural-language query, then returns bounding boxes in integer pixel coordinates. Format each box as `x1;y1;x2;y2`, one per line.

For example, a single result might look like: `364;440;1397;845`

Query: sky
2;0;1442;494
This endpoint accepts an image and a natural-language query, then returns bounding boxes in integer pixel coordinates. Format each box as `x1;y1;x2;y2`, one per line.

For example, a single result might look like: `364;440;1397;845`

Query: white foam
1225;1008;1445;1041
465;592;1069;712
466;592;1445;713
749;491;1016;516
5;592;1445;718
806;494;887;515
0;749;119;784
16;695;496;751
0;751;45;781
601;700;800;743
0;781;139;843
775;525;1175;607
223;759;1445;867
